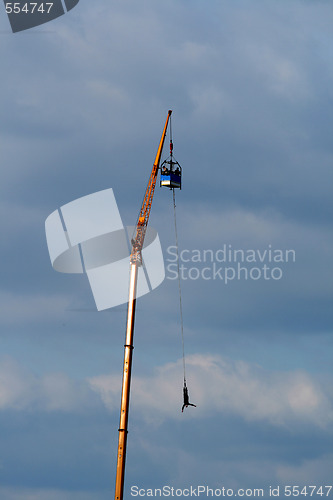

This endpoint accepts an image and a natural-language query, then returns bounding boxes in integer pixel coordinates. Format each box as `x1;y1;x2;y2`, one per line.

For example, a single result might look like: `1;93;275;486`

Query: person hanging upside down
182;383;196;412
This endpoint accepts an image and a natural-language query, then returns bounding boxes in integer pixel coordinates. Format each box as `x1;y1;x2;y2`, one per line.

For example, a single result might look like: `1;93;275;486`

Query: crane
114;110;181;500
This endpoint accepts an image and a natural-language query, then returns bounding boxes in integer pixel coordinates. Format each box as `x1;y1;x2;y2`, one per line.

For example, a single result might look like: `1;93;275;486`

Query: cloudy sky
1;0;333;498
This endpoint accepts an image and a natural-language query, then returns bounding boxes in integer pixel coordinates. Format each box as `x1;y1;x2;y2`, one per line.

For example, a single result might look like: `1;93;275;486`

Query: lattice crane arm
131;109;172;263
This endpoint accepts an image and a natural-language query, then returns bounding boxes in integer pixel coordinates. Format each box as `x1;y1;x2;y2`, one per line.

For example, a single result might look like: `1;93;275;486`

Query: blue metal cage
160;161;182;189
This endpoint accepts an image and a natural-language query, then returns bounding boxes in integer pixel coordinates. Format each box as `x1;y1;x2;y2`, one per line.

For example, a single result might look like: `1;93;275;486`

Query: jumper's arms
130;110;172;264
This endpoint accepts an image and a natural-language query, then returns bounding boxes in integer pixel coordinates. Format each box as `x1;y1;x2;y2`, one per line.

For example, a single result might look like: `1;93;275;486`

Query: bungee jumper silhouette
182;380;196;412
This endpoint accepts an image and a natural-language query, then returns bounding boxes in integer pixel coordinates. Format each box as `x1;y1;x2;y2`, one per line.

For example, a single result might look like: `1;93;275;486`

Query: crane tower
114;110;182;500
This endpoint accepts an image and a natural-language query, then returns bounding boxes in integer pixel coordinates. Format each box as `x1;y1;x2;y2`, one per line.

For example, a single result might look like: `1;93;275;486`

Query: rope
172;188;186;383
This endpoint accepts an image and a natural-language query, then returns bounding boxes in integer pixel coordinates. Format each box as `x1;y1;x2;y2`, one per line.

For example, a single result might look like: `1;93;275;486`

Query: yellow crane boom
131;110;172;264
114;110;172;500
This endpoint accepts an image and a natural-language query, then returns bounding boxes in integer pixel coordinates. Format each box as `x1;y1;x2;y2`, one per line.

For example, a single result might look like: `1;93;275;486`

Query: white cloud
0;357;97;412
0;358;36;410
244;44;311;101
277;453;333;485
88;373;121;412
190;83;231;121
89;354;333;429
0;353;331;490
2;335;330;429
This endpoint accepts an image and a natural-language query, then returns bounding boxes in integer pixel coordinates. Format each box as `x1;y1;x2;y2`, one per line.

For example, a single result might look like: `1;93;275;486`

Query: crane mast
114;110;172;500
